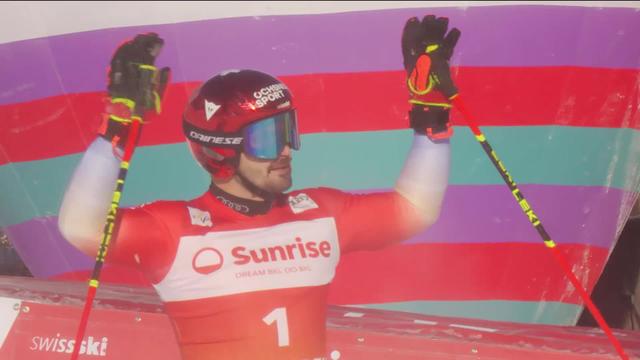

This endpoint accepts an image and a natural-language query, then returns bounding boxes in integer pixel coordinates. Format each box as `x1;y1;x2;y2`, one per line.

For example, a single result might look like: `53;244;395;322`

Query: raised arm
58;34;170;257
396;15;461;224
330;15;460;253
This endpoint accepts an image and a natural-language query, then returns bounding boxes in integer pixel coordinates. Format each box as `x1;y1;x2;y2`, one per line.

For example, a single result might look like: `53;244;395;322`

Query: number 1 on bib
263;307;290;347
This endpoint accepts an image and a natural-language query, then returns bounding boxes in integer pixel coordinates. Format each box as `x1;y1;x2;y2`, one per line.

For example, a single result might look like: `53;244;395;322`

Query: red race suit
107;187;424;360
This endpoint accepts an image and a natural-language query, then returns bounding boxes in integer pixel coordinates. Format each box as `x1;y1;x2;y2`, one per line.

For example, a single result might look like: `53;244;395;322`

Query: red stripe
328;243;608;305
1;67;637;164
51;265;152;286
51;243;607;305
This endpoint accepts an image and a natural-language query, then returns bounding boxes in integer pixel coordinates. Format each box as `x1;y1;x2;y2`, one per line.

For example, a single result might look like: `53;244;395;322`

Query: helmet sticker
253;83;288;108
205;100;221;121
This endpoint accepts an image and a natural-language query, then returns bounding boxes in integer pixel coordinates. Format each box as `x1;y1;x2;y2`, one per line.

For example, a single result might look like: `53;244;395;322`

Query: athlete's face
236;145;293;195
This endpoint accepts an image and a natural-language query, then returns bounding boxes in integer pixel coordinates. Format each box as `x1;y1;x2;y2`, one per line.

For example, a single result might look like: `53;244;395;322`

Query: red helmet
183;70;298;178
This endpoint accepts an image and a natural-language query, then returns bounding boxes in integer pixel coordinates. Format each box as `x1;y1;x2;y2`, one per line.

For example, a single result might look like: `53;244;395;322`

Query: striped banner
1;5;639;327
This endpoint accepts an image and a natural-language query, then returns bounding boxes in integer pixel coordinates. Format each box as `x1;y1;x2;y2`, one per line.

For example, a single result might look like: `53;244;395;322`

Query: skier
59;15;461;360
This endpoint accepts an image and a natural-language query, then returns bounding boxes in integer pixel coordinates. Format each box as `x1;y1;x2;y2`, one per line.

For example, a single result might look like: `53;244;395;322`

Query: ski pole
451;96;628;360
69;117;143;360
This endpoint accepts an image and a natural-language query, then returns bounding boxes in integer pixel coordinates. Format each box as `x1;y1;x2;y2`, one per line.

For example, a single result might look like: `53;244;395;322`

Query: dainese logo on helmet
189;131;243;145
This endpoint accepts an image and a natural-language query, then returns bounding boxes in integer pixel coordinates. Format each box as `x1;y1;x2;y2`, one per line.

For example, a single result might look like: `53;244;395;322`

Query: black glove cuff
98;117;139;150
410;105;453;140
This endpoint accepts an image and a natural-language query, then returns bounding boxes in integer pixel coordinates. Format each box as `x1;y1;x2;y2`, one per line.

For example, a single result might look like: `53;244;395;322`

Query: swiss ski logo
288;193;318;214
204;100;220;121
188;207;213;227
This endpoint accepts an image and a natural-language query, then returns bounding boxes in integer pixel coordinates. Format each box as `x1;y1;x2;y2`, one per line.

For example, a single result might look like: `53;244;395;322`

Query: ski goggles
242;110;300;160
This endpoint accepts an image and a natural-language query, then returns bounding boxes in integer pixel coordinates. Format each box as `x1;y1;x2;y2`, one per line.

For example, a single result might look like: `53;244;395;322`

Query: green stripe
351;300;582;325
0;144;211;227
1;126;639;226
294;126;640;191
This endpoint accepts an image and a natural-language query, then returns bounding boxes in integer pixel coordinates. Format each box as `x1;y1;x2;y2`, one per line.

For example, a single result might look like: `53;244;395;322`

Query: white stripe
1;1;638;44
449;323;498;333
343;312;365;318
0;297;21;349
413;319;438;325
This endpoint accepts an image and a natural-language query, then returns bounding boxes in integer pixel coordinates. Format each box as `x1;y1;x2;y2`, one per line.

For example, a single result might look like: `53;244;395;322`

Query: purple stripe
7;216;93;278
6;185;630;279
1;6;639;105
408;184;628;247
